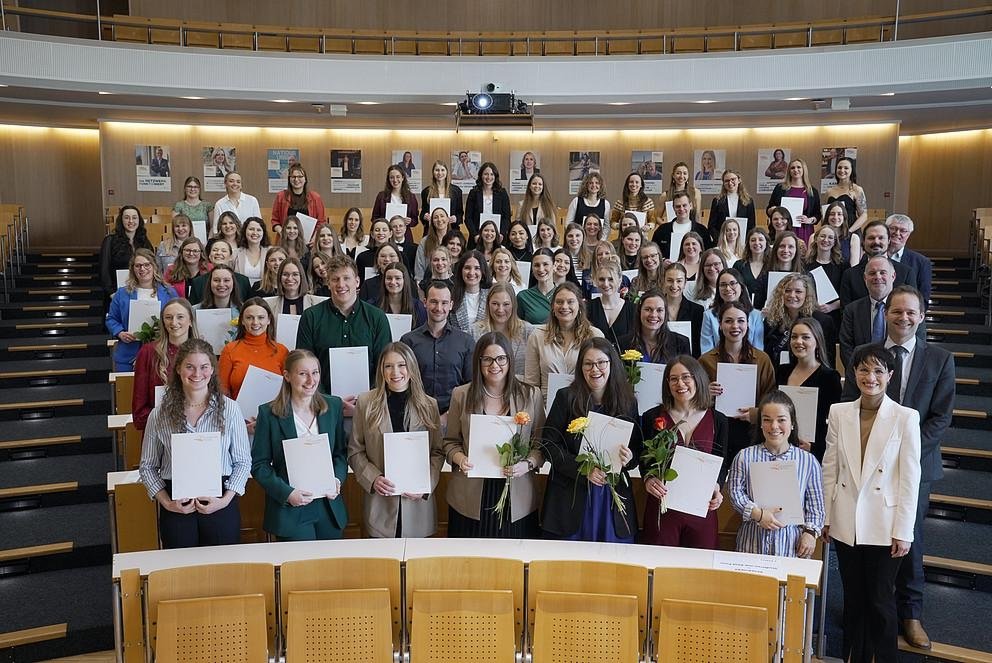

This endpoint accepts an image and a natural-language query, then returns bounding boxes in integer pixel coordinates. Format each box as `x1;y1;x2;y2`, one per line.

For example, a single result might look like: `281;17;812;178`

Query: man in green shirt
296;254;391;416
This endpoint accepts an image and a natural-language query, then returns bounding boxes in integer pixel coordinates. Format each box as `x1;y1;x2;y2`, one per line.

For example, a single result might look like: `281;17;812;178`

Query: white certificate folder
384;431;432;495
283;433;336;495
170;432;222;500
328;347;370;398
466;414;516;479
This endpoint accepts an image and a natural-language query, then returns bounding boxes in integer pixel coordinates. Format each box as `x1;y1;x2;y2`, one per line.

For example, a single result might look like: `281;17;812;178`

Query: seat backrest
405;556;524;642
410;589;515;663
114;373;134;414
286;588;393;663
527;560;648;651
652;567;780;660
123;422;142;471
532;590;639;663
280;557;402;645
113;481;159;552
656;598;768;663
146;562;276;654
156;594;268;662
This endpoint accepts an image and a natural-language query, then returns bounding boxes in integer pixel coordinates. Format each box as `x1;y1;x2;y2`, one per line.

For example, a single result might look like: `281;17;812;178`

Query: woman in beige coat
444;332;546;538
348;342;444;538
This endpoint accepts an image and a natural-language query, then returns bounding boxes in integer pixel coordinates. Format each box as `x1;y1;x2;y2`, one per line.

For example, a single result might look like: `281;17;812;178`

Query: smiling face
722;220;739;245
371;221;390;244
209;241;232;265
702;254;724;285
835;158;852;182
241;304;269;337
244;220;263;245
781;279;806;312
776;237;797;264
887;220;912;253
673;165;689;187
863;225;889;256
345;211;362;234
265;250;285;274
509;225;528;249
523;153;536;169
717;272;741;304
182;243;202;267
388;168;404;191
532;254;553;284
639;295;666;333
864;257;895;300
722;172;739;193
538;223;554;244
383;267;405;295
788;160;804;181
552;288;579;326
328;267;359;308
748;232;767;255
640;245;661;272
426;286;453;324
132;255;155;287
622;232;641;255
121;208;140;234
565;228;583;252
681;237;701;260
224;172;242;195
826;206;845;228
720;306;748;344
586;175;601;195
389;217;406;242
664;268;685;298
528;175;544;196
481;166;496;188
433;162;448;183
286;355;320;400
885;291;925;343
816;226;837;252
596;268;618;296
488;290;513;325
219;217;238;239
553;253;571;278
173;218;191;241
311;256;327;282
583;216;601;240
491;252;511;279
431;250;450;275
789;322;817;362
283;220;301;242
481;224;497;245
381;351;410;393
178;352;213;393
673;196;691;221
626;174;642;195
376;246;399;272
210;269;233;300
289;167;306;192
770;211;790;233
855;358;892;398
480;343;509;384
581;347;611;393
760;402;793;447
431;208;450;235
701;151;715;171
162;303;192;341
317;226;336;251
446;237;464;260
280;262;302;295
461;257;482;287
666;361;696;405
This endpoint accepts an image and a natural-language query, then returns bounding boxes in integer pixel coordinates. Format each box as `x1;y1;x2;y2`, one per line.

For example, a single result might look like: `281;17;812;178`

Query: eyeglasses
582;359;610;371
182;248;201;255
667;374;694;385
133;262;153;270
289;175;305;180
481;355;509;367
719;281;740;289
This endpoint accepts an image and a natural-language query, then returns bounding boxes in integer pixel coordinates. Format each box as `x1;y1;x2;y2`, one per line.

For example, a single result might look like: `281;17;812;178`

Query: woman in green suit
251;349;348;541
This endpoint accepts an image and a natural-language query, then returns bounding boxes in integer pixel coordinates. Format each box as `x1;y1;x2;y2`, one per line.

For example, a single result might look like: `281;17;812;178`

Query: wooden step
943;447;992;460
953;409;988;419
924;554;992;578
0;398;85;412
931;494;992;511
14;322;90;330
25;288;94;295
0;368;86;379
20;304;96;312
0;435;81;451
6;343;89;353
36;263;95;268
0;481;78;500
899;637;992;663
0;542;74;563
0;623;68;648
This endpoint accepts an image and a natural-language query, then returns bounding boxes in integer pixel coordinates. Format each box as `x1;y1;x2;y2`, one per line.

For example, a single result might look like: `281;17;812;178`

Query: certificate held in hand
283;433;337;497
749;460;804;525
127;299;160;334
235;365;283;420
328;347;370;398
584;411;635;468
170;432;222;500
664;446;722;517
715;363;757;418
466;414;516;479
383;431;431;495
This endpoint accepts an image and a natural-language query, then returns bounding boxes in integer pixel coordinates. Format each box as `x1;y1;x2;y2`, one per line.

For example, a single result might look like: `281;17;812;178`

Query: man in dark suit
839;254;894;369
839;220;915;306
650;191;711;262
150;147;170;177
842;285;955;650
886;213;932;306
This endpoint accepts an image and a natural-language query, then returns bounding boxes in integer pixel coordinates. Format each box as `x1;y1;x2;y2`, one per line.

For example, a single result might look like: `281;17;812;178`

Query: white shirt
293;410;319;437
136;287;155;300
669;220;692;262
889;248;904;262
464;290;481;326
213;193;261;225
483;194;493;214
885;334;917;400
726;193;739;215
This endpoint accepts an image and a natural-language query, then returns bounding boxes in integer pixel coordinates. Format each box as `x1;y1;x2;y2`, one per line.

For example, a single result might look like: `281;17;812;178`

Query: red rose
654;416;667;431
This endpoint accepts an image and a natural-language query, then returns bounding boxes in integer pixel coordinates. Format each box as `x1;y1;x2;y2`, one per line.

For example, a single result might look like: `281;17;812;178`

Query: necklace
481;383;504;400
187;398;209;408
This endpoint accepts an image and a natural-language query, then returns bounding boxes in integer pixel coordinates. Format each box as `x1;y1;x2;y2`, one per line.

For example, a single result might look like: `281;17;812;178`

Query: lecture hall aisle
0;250;115;661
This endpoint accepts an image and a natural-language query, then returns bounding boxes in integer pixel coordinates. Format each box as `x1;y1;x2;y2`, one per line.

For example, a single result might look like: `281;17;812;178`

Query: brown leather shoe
902;619;931;650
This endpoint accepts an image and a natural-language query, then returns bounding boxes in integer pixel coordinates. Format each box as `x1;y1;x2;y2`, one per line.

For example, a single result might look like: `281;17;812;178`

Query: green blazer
251;395;348;538
187;271;253;306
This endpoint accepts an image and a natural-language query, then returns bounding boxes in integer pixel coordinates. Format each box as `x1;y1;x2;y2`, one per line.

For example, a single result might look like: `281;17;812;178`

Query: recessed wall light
694;100;718;104
784;97;807;101
440;102;458;106
608;102;631;106
181;96;205;100
271;99;294;103
356;101;380;105
879;92;896;96
98;91;113;95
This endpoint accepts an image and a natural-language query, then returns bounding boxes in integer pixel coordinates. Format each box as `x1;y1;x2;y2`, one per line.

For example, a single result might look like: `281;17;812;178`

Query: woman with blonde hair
716;217;746;264
564;172;611;232
490;246;525;291
472;283;534;370
707;168;755;243
762;273;836;368
249;246;287;298
251;349;348;540
631;241;664;294
156;213;194;274
106;248;178;371
278;215;307;262
767;158;821;244
132;297;198;430
414;207;453;282
517;173;557;225
581;240;631;299
524;282;605;400
659;162;701;222
164;237;209;299
348;342;444;538
420;159;464;230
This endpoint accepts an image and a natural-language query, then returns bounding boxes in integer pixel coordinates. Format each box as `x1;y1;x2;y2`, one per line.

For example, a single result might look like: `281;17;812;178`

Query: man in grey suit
886;213;932;306
842;285;955;650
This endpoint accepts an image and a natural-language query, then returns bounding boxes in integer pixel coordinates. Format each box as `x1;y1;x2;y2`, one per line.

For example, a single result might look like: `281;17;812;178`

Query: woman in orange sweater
218;297;289;434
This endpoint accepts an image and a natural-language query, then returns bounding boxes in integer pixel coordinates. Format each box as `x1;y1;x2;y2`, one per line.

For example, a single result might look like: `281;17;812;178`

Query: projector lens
473;93;493;110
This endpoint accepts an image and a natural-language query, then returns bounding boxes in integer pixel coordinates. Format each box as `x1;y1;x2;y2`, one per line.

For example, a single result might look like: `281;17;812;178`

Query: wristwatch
799;525;818;537
525;458;536;472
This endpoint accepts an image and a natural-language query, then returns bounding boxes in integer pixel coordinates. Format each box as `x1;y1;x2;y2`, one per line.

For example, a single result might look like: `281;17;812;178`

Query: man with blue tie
839;254;895;369
841;285;954;650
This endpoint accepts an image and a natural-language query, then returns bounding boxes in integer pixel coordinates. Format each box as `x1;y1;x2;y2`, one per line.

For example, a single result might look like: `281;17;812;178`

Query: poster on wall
391;149;422;192
509;151;541;194
330;149;363;194
451;150;482;194
568;151;601;195
267;149;300;193
820;147;857;192
202;147;237;192
135;144;172;192
756;148;791;194
692;149;725;194
631;151;664;194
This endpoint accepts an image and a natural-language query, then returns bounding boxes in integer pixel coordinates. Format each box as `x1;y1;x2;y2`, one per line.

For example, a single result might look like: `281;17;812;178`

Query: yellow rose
620;349;643;362
566;416;590;435
230;318;240;326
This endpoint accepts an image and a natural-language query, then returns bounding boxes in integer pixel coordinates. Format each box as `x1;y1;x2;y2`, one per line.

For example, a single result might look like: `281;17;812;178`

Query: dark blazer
250;396;349;538
617;330;691;364
640;406;731;483
838;295;927;369
673;296;704;358
841;339;954;482
775;363;842;461
187;271;252;306
708;196;756;244
540;390;643;539
651;221;713;262
397;239;418;273
764;310;836;369
464;188;512;237
587;297;638;354
420;186;465;230
372;191;419;225
896;248;932;305
839;257;915;306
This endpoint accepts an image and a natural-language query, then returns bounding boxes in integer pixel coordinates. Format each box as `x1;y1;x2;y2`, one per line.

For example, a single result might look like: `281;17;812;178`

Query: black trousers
834;540;902;663
158;494;241;549
896;481;930;620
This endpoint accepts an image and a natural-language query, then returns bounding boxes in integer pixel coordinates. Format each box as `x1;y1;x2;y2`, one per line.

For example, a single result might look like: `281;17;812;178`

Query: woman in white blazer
822;343;921;663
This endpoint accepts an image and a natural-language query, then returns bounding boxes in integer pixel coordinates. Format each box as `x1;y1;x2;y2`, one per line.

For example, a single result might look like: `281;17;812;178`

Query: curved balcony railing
1;4;990;56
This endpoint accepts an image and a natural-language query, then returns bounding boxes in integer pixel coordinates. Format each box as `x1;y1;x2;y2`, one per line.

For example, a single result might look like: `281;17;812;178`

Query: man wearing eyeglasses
401;281;475;427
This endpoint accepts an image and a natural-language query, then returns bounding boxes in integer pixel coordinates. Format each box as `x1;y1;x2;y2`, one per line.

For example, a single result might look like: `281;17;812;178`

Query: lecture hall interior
0;1;991;662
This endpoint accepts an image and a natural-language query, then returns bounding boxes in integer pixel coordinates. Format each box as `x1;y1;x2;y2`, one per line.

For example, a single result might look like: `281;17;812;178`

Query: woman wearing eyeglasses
106;248;178;371
271;164;325;234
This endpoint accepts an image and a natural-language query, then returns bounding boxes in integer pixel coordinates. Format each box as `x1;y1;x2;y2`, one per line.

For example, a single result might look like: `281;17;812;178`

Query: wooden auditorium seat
286;588;394;663
410;589;516;662
156;594;268;662
532;590;639;662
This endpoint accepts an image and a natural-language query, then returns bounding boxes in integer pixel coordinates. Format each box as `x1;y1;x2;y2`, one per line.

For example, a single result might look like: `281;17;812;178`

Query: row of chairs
970;207;992;326
0;204;27;302
121;556;797;662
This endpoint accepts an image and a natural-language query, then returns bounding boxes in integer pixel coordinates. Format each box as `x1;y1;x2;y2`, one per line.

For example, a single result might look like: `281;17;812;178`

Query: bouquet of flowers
134;315;160;343
569;416;629;527
620;349;643;385
641;416;683;527
225;317;240;345
492;411;533;527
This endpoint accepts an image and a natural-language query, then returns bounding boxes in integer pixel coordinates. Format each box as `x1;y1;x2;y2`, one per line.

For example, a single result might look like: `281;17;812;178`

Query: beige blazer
822;396;921;547
442;383;546;522
348;390;444;538
523;324;604;401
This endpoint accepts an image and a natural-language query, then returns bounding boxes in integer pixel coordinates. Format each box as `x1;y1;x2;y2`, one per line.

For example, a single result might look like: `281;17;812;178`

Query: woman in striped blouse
138;338;252;549
726;390;824;558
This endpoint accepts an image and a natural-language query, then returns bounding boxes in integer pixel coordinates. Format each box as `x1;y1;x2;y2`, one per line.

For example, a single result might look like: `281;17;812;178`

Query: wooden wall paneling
127;0;992;34
99;122;900;243
0;125;102;248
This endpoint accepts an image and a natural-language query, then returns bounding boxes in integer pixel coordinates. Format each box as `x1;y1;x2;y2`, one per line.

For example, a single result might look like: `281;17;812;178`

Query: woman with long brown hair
271;163;325;234
420;159;464;230
372;165;419;241
132;297;198;431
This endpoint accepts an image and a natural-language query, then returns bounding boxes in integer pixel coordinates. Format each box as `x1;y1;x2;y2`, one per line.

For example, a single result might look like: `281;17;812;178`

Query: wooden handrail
1;4;990;55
